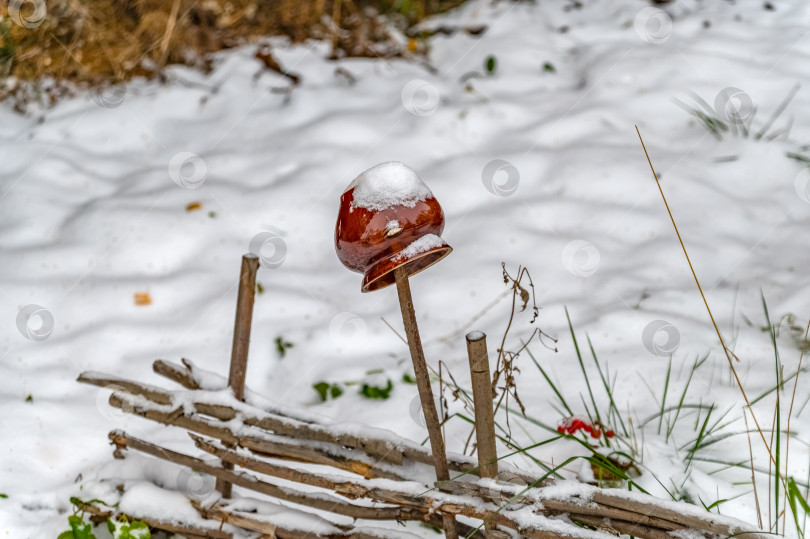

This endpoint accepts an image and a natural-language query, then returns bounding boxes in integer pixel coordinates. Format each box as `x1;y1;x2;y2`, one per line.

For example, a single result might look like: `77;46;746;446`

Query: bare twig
153;359;200;390
152;358;322;424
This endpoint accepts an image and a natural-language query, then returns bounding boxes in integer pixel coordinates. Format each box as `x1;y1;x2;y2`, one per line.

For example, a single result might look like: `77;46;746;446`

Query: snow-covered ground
2;0;810;536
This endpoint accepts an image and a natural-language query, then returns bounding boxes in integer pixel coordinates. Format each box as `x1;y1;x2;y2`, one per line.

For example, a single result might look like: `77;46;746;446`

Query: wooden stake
466;331;500;535
466;331;498;479
394;266;458;539
227;254;260;402
219;253;260;498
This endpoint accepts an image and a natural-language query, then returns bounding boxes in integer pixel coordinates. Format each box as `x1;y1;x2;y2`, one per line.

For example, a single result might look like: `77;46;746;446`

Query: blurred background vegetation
0;0;467;108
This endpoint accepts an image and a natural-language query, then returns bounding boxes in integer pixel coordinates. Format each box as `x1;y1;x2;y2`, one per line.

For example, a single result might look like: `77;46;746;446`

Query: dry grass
0;0;465;110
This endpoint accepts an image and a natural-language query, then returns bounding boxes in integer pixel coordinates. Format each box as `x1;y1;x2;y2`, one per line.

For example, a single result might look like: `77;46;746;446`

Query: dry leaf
186;201;202;212
255;44;301;85
518;285;530;311
134;292;152;306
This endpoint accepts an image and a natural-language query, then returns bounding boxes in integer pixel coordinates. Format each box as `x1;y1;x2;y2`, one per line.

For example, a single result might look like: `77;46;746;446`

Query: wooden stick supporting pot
394;266;458;539
218;253;260;498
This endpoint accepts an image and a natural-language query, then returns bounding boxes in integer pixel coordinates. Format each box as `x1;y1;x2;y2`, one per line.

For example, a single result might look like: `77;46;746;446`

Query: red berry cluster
557;417;615;439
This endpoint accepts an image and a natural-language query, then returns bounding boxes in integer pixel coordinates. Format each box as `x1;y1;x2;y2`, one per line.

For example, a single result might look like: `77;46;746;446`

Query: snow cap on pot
335;161;452;292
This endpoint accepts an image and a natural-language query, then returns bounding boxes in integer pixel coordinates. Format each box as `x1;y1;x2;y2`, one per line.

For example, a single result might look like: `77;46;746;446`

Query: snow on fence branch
76;359;767;539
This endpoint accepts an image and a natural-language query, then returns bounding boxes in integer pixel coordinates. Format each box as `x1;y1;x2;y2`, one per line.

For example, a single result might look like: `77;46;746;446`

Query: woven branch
196;502;426;539
190;434;759;539
150;360;541;479
101;388;408;481
78;370;529;477
153;359;322;425
77;482;424;539
195;499;486;539
111;430;613;539
79;370;767;539
81;371;405;465
75;499;233;538
109;430;428;521
437;479;768;539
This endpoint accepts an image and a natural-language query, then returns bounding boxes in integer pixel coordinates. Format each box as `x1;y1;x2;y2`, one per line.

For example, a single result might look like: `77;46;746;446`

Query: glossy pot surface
335;187;451;292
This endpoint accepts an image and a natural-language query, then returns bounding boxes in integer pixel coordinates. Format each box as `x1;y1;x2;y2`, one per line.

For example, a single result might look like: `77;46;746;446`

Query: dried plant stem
782;318;809;528
768;395;778;530
330;0;343;60
158;0;182;69
635;126;776;467
744;408;764;529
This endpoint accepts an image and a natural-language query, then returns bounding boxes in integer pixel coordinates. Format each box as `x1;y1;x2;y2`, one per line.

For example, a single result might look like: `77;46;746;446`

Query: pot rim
361;243;452;293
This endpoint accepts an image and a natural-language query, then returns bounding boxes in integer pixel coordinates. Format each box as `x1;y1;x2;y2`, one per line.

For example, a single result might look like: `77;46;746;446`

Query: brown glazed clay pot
335;162;452;293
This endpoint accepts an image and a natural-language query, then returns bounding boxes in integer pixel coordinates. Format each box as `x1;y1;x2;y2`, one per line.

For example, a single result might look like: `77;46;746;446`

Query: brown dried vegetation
0;0;464;109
